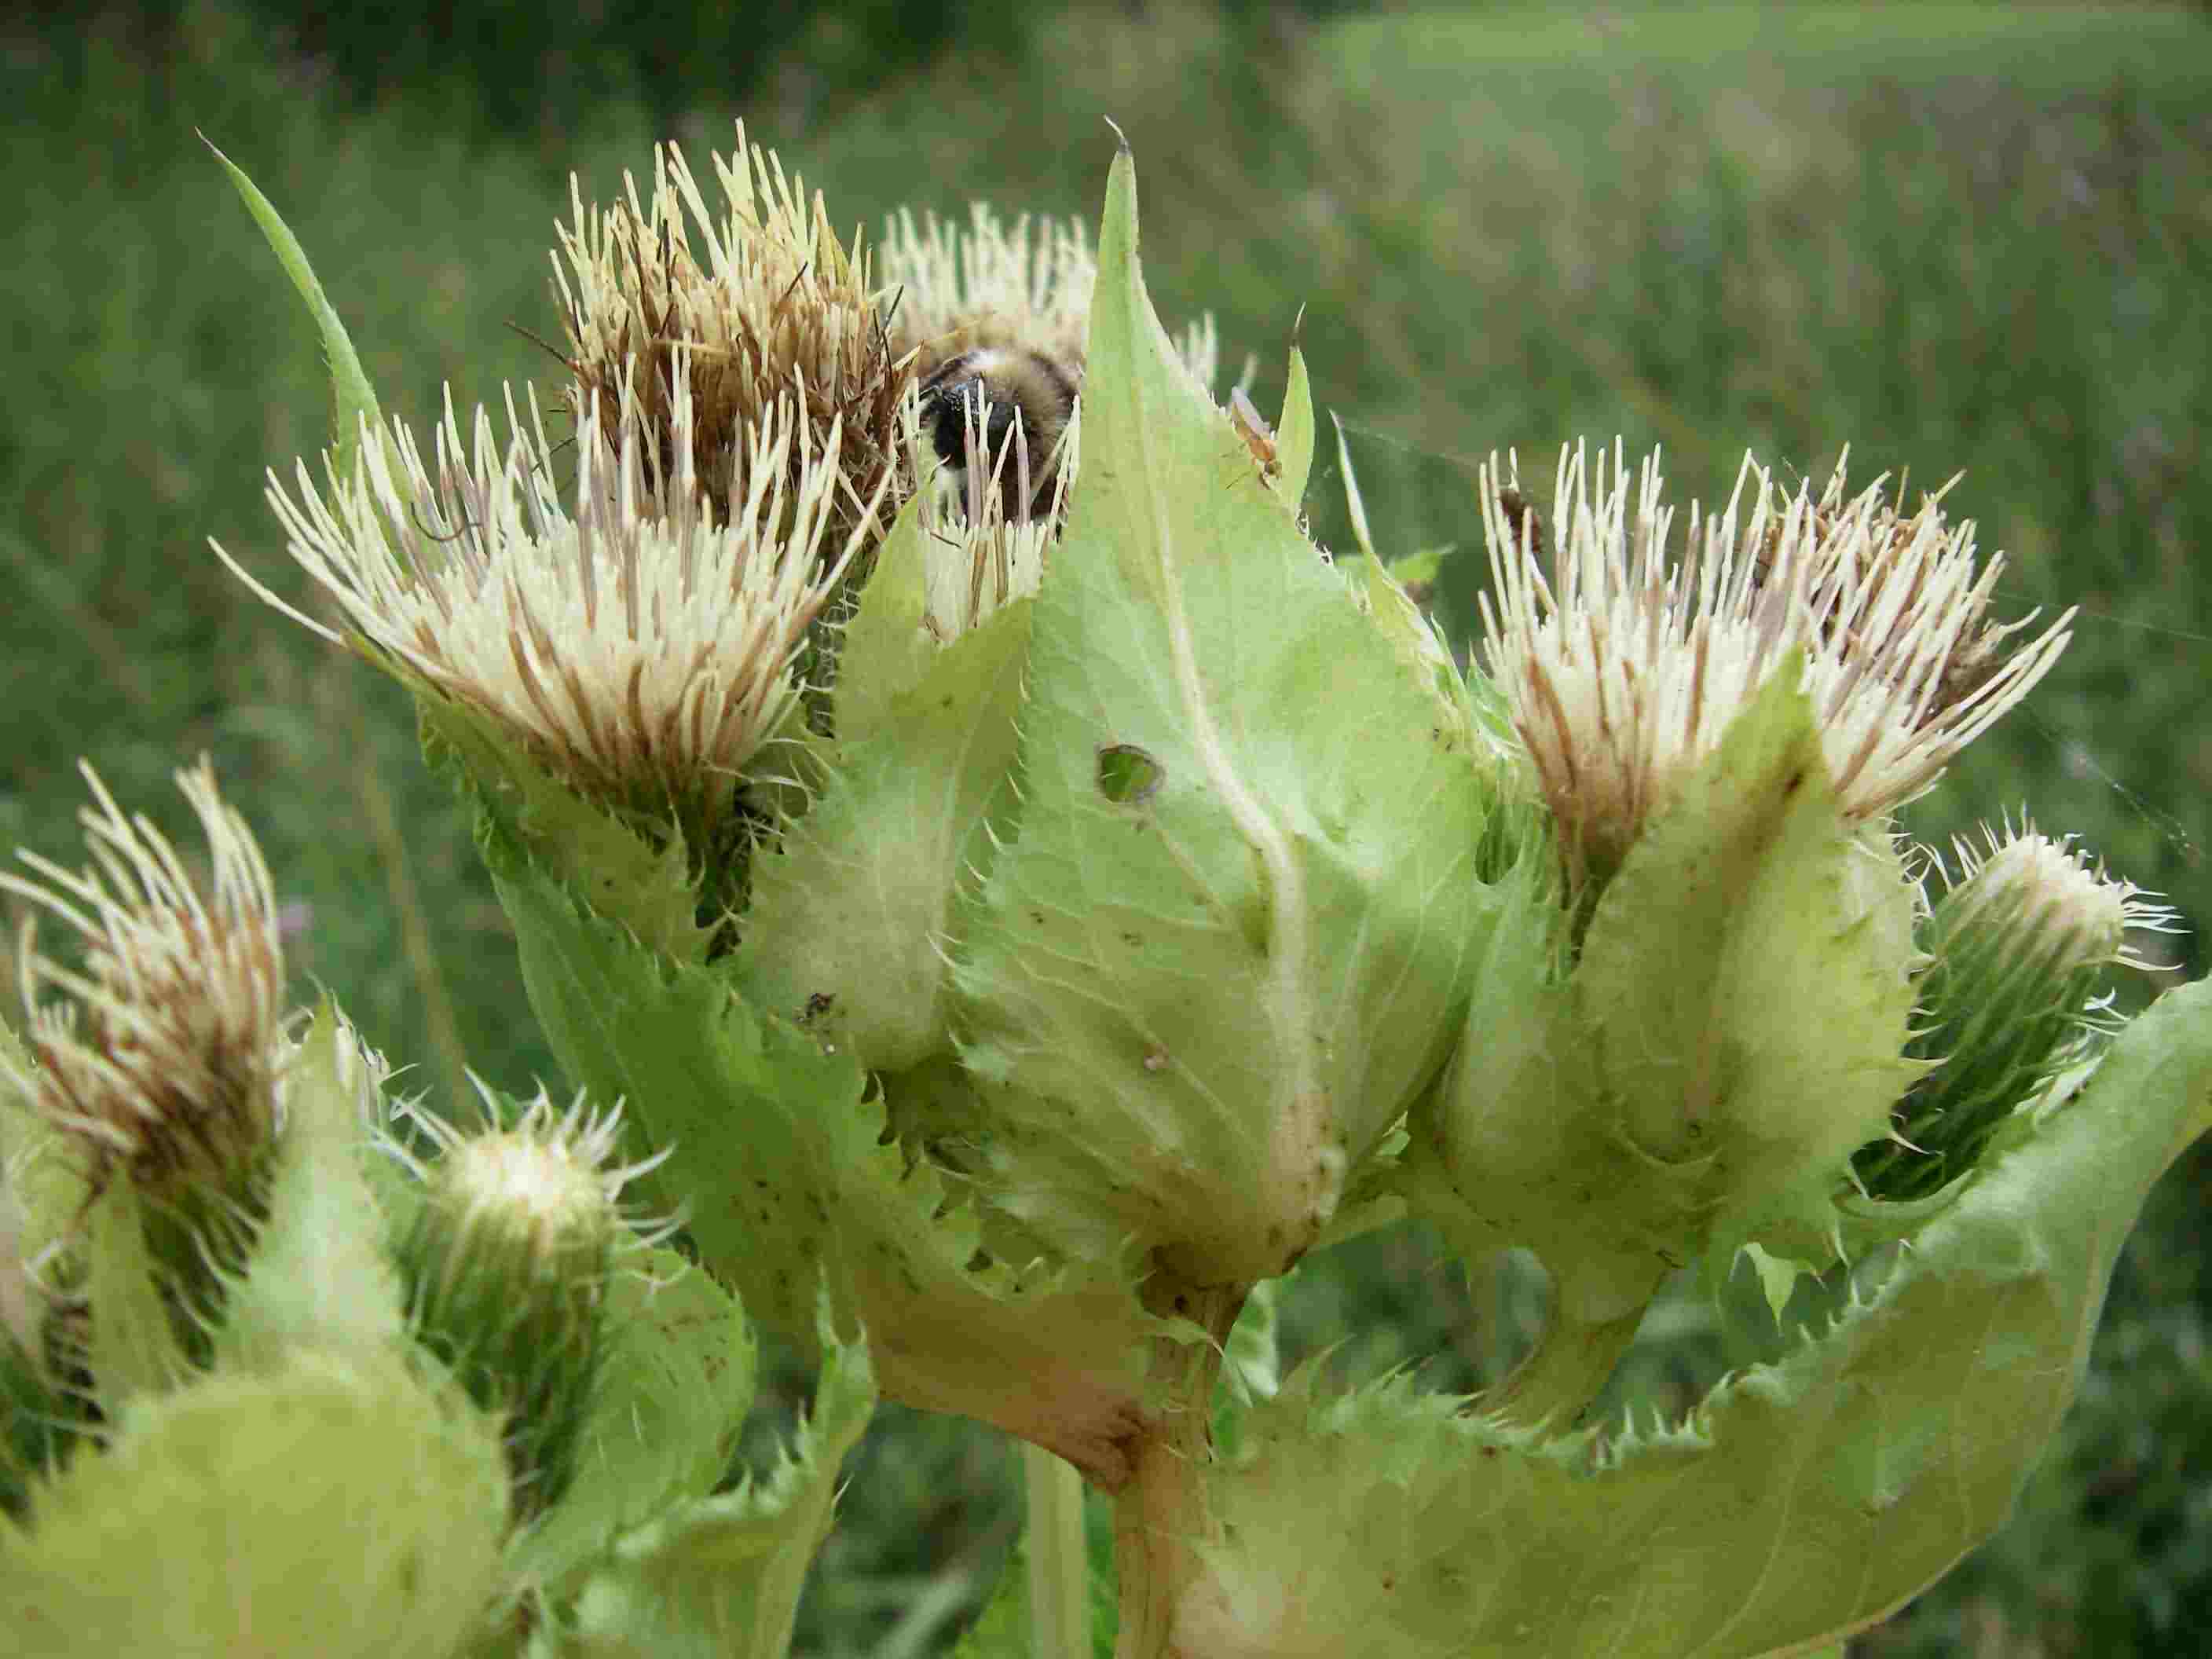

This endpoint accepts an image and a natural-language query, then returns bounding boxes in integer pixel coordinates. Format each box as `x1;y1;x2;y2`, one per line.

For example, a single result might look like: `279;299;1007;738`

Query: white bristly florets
883;203;1098;375
1943;821;2178;976
881;201;1220;389
0;760;287;1196
914;394;1080;643
390;1080;670;1221
232;373;874;833
1478;441;2075;882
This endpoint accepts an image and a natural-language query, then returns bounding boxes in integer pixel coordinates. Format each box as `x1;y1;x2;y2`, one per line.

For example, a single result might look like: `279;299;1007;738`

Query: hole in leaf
1096;743;1164;805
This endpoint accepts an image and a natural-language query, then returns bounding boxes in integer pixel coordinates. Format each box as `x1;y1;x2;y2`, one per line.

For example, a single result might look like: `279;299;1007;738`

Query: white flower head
240;372;873;837
1479;442;2075;883
389;1079;673;1517
2;760;287;1197
883;202;1098;376
880;200;1221;389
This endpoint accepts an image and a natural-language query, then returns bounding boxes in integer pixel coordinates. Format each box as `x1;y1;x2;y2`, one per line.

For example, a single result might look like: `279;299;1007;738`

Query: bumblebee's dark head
918;347;1079;471
921;363;1018;469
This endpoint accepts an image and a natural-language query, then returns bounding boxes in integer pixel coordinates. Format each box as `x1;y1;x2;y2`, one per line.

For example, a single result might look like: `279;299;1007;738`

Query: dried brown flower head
552;124;913;565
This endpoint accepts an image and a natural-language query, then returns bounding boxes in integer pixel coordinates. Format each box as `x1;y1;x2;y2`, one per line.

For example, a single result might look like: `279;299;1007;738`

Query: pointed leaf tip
1275;344;1315;506
203;132;384;487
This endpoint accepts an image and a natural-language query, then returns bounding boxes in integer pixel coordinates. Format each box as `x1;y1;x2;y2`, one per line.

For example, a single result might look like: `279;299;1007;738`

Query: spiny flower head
553;123;911;555
242;375;872;843
389;1082;668;1516
1857;822;2175;1199
1478;442;2074;888
393;1082;665;1298
881;200;1221;389
1;761;285;1200
1936;820;2173;974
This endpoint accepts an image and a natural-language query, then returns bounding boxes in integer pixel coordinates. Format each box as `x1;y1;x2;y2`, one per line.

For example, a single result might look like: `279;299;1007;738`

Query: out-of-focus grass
4;2;2209;1654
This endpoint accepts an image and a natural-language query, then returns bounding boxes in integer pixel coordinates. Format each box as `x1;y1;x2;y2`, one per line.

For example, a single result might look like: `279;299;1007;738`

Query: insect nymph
918;345;1082;522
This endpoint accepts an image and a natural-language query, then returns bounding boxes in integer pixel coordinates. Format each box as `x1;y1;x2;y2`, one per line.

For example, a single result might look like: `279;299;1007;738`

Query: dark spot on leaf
1097;743;1165;805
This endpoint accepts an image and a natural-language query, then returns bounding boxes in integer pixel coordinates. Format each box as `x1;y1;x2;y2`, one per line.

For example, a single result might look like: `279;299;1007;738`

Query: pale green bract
955;153;1496;1288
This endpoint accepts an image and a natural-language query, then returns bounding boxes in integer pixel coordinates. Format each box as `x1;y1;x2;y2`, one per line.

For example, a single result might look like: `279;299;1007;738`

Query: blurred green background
4;2;2209;1653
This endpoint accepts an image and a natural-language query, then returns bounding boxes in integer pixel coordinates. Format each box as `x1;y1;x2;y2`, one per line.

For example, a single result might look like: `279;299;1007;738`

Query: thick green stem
1111;1284;1240;1659
1024;1443;1091;1659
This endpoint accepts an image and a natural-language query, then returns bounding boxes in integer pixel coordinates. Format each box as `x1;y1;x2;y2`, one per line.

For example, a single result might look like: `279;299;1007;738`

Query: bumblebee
919;345;1081;521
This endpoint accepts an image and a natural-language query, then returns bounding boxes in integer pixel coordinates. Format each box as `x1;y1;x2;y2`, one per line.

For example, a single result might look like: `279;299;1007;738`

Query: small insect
919;345;1082;521
1228;386;1280;482
1493;485;1546;562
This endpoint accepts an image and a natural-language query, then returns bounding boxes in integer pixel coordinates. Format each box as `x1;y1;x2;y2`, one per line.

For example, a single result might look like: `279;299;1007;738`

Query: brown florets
2;761;287;1199
1479;443;2075;887
552;124;915;572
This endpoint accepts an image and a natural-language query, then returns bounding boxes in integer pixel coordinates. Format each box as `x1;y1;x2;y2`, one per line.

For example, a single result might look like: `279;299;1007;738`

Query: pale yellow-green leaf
956;149;1496;1287
513;1251;756;1591
203;135;385;487
733;596;1031;1071
1273;343;1314;508
3;1350;507;1659
557;1316;874;1659
1186;977;2212;1657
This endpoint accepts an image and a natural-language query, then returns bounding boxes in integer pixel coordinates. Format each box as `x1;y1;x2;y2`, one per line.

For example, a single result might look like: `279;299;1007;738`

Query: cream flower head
880;200;1221;389
2;760;286;1197
553;123;911;554
236;371;876;840
1479;442;2075;885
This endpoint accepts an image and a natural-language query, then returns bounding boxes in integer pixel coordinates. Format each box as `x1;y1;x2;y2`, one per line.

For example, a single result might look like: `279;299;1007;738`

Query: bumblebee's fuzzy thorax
919;345;1081;520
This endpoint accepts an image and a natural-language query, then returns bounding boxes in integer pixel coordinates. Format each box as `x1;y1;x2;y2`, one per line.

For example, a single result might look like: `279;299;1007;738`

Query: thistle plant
2;123;2209;1659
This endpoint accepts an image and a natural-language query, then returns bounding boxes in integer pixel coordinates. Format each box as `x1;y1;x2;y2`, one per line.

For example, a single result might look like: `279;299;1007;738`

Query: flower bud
1857;826;2171;1199
392;1086;658;1518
